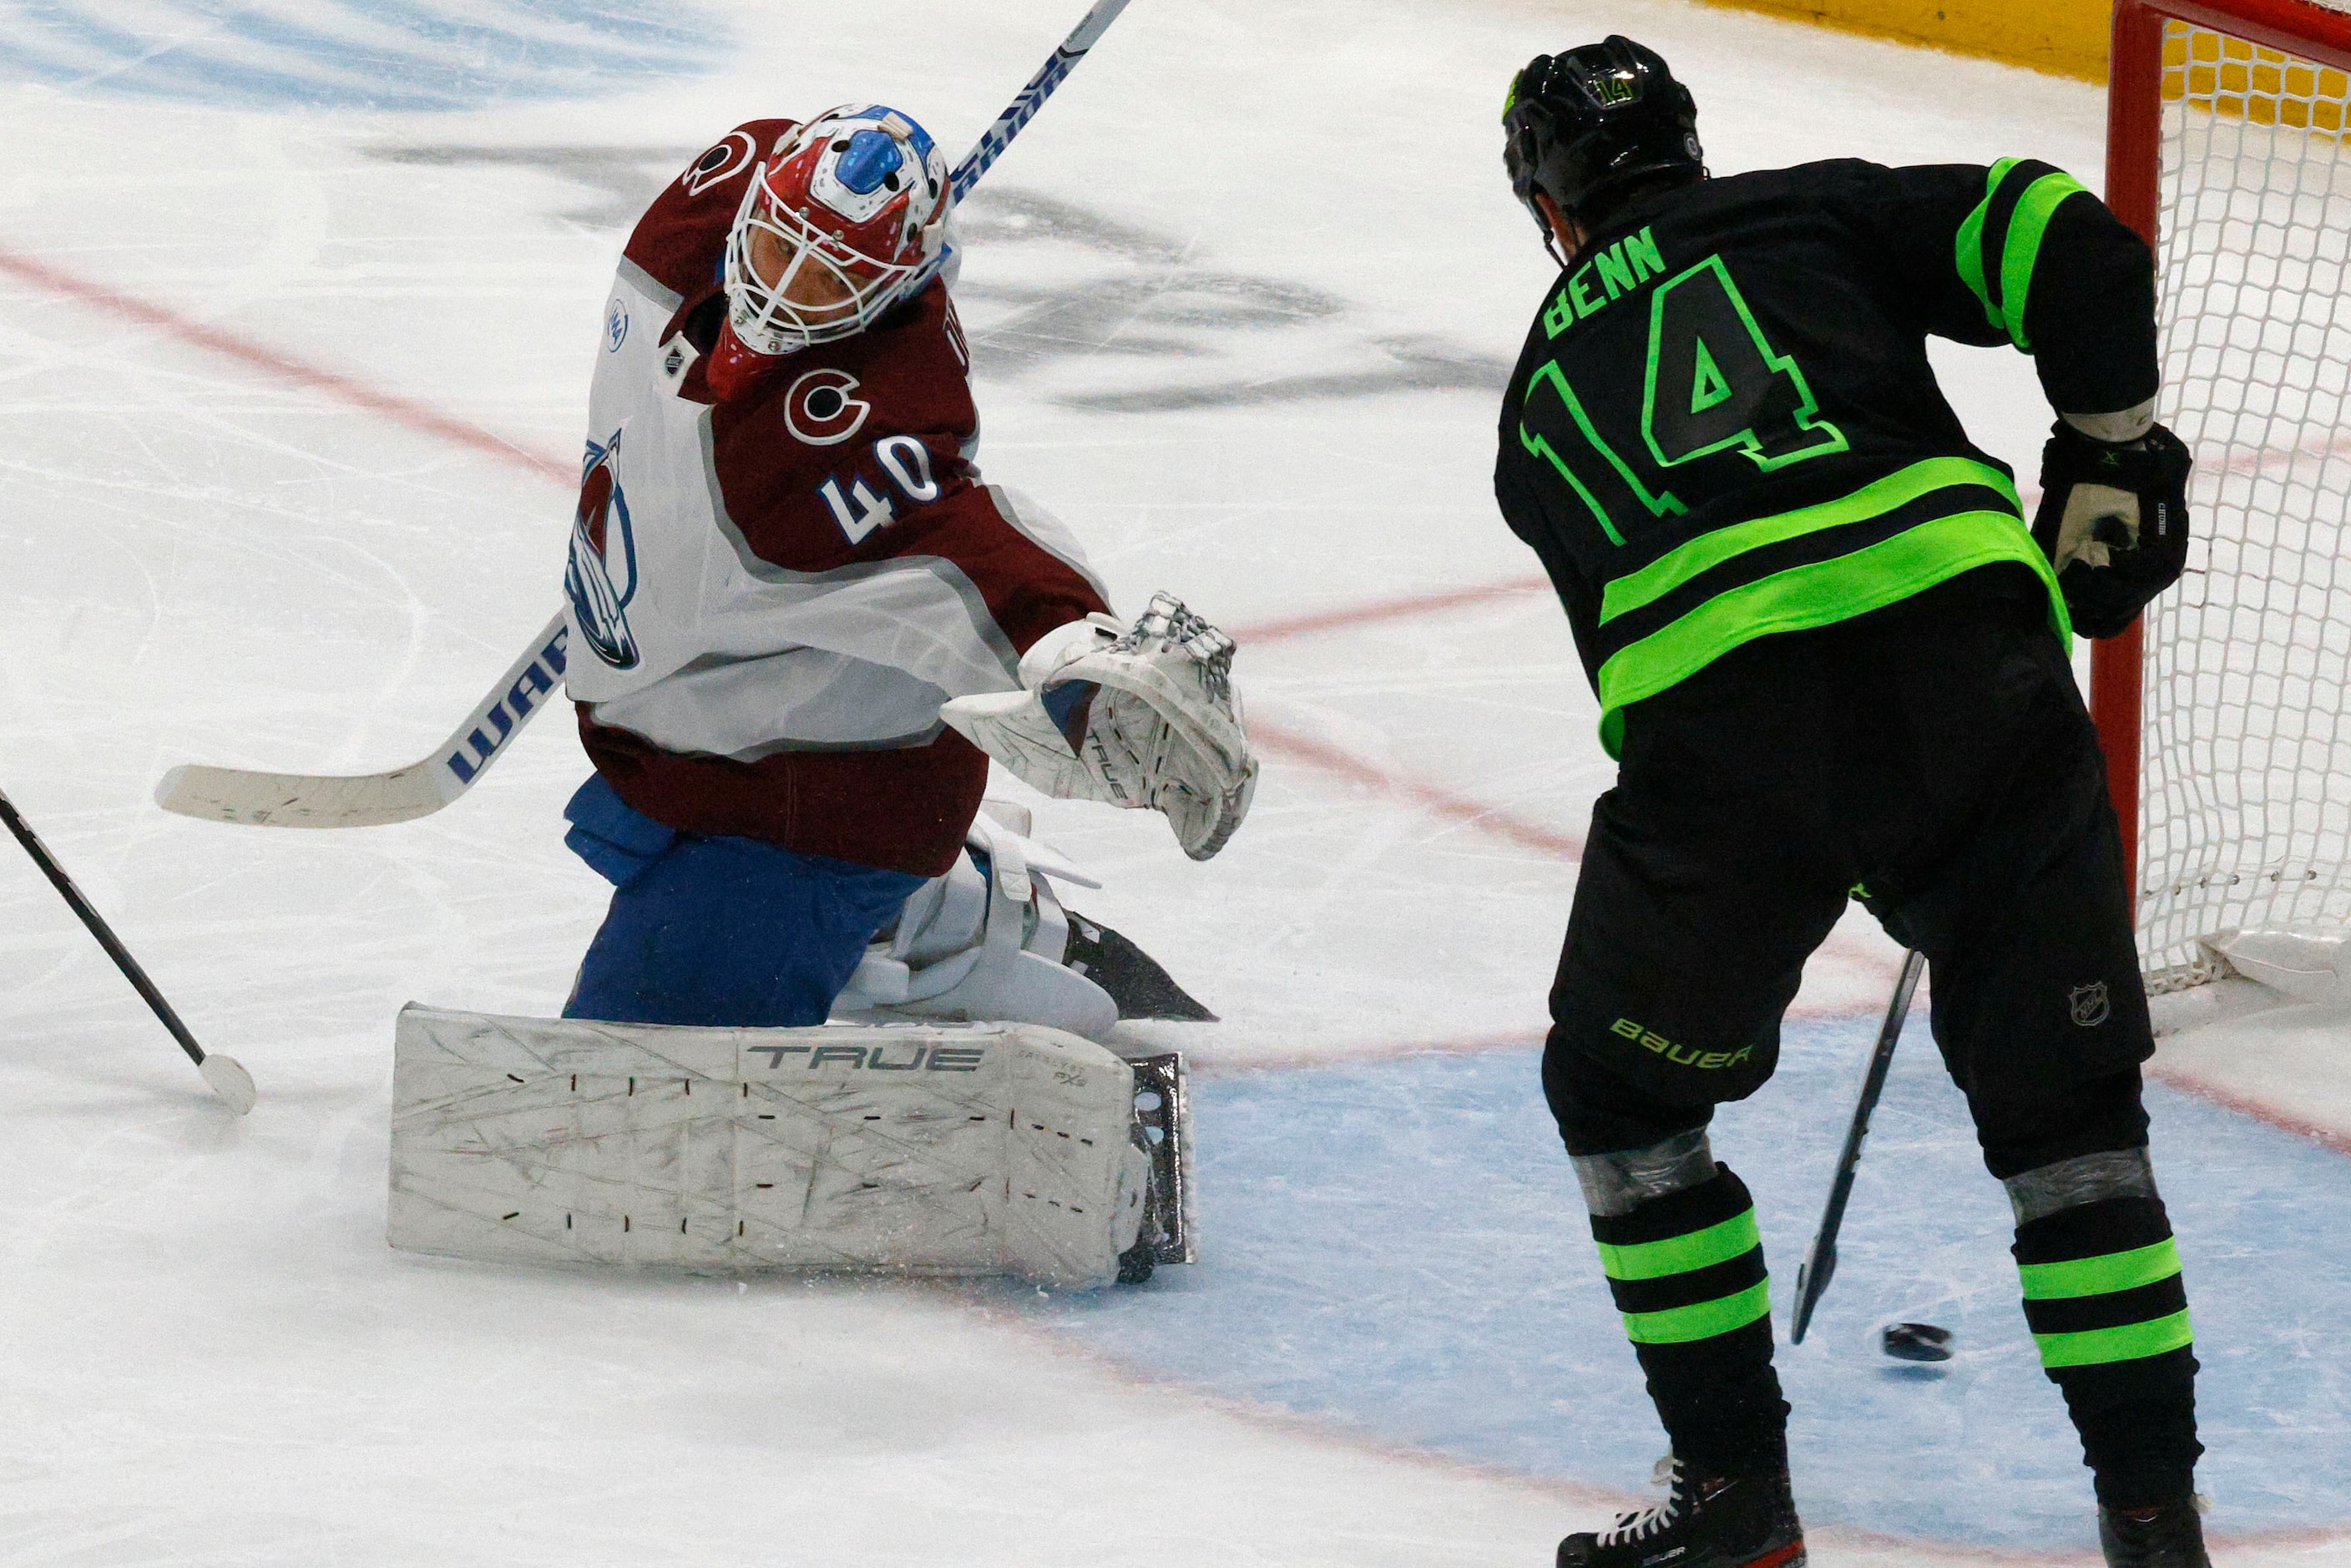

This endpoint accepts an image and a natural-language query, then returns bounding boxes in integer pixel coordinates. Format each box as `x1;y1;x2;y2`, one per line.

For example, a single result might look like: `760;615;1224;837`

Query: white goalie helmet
722;104;953;357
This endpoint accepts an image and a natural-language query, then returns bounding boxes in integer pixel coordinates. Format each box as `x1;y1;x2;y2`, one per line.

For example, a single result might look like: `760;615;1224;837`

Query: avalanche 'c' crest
565;430;641;670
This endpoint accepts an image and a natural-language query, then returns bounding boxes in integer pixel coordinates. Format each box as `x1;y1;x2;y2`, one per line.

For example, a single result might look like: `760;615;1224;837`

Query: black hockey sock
2013;1195;2202;1509
1591;1164;1789;1479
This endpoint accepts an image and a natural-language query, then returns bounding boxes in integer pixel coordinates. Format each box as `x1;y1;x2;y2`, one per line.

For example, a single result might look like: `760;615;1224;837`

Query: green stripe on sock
1595;1209;1761;1282
1621;1278;1774;1344
2033;1309;2194;1368
2019;1237;2182;1301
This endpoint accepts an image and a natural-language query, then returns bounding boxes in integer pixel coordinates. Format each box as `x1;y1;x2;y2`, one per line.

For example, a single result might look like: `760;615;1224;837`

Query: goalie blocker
387;1005;1192;1288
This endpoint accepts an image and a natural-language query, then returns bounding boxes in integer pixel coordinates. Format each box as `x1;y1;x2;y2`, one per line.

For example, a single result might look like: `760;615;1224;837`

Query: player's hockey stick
0;784;255;1113
154;2;1138;831
1789;946;1924;1344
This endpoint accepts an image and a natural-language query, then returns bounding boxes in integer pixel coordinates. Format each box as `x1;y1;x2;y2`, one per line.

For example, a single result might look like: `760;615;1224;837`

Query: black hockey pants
1543;569;2201;1508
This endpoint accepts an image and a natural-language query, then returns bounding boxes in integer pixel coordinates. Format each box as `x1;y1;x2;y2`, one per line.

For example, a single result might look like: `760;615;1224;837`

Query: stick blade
200;1053;257;1115
1790;1242;1835;1343
152;610;568;831
155;761;447;829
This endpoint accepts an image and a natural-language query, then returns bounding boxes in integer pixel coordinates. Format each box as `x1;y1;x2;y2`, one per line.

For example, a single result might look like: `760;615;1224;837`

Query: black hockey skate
1558;1459;1806;1568
1064;911;1215;1019
2099;1500;2211;1568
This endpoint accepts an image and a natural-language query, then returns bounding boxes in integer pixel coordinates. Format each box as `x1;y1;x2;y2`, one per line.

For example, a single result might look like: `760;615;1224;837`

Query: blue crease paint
1019;1023;2351;1550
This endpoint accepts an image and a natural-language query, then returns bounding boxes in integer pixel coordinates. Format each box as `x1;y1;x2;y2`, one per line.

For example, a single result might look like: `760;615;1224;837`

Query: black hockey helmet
1504;37;1704;242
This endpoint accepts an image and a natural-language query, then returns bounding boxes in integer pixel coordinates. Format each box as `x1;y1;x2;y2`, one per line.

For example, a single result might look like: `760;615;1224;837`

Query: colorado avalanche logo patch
565;431;641;670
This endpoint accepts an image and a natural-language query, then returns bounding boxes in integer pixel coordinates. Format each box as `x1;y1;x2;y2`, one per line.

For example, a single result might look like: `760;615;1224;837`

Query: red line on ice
1233;585;1585;860
2149;1063;2351;1158
1238;577;1552;645
1243;715;1585;861
3;241;1580;858
0;244;571;484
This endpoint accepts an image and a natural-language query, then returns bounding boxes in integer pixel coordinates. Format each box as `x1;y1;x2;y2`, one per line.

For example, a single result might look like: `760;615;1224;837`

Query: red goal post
2101;0;2351;985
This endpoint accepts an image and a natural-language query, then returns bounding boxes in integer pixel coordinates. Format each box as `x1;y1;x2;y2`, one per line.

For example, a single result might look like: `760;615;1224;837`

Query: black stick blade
1791;1242;1837;1344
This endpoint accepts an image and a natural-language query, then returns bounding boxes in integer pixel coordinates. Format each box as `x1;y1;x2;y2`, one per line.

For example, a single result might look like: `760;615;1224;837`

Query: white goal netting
2137;22;2351;987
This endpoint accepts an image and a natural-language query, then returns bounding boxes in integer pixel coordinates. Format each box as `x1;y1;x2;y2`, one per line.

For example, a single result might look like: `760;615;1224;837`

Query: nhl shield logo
2069;981;2111;1028
564;430;641;670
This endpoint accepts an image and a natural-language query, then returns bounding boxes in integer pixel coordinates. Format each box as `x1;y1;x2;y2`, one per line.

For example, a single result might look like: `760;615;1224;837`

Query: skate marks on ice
0;1;724;112
952;188;1515;411
348;146;1514;409
363;144;702;231
1019;1021;2351;1553
0;241;573;483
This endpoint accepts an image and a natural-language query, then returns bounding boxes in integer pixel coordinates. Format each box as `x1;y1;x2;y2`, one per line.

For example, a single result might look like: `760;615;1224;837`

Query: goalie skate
387;1005;1193;1288
834;800;1214;1037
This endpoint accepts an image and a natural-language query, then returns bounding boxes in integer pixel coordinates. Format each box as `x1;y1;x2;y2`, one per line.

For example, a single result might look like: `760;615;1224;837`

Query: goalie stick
155;0;1140;831
157;612;569;828
1789;946;1924;1344
0;784;255;1113
951;0;1135;202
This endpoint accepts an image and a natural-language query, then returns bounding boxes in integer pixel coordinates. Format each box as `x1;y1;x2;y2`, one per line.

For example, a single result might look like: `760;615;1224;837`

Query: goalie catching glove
941;594;1257;861
2031;417;2193;640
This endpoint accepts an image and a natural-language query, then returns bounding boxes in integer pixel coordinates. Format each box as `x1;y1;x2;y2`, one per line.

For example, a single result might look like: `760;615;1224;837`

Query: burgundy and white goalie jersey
562;119;1112;878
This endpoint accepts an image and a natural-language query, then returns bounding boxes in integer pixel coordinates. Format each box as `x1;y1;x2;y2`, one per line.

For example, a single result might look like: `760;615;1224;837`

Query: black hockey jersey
1493;158;2157;753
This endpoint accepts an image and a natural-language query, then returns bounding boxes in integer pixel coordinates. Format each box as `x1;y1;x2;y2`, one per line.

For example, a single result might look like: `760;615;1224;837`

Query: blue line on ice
0;0;721;110
1025;1020;2351;1551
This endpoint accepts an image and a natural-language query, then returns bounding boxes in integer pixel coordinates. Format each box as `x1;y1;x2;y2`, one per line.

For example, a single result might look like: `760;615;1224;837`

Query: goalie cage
2101;0;2351;990
387;1006;1194;1290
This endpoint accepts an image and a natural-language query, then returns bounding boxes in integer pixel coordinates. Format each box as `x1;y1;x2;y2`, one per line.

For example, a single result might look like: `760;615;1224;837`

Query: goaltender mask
1491;38;2205;1568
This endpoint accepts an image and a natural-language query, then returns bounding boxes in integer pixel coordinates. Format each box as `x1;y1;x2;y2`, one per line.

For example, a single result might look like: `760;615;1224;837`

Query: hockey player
557;105;1254;1033
1494;39;2205;1568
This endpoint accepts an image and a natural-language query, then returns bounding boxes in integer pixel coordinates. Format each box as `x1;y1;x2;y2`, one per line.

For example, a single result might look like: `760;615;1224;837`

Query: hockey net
2102;0;2351;989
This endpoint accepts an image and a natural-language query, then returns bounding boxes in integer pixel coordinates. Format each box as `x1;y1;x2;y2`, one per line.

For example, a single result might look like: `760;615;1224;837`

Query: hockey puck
1881;1322;1954;1362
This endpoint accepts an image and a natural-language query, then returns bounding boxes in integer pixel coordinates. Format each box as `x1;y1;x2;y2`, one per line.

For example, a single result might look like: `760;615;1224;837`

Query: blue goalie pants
559;775;924;1028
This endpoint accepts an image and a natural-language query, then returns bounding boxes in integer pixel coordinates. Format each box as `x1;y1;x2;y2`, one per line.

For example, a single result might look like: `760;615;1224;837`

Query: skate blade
1065;913;1216;1020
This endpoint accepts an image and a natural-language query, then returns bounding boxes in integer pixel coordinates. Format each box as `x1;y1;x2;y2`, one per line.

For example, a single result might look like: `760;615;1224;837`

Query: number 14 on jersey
1520;255;1847;545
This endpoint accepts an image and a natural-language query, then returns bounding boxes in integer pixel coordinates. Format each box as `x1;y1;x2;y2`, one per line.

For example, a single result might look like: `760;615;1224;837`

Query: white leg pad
387;1004;1152;1287
835;805;1119;1040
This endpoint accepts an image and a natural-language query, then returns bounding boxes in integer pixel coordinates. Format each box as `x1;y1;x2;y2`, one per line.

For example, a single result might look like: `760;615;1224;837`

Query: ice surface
1031;1029;2351;1551
0;0;2343;1561
0;2;728;112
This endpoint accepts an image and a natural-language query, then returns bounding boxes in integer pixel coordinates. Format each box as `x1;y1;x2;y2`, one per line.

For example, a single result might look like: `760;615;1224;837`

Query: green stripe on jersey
1997;170;2091;349
1598;457;2020;625
1954;157;2020;331
1595;1210;1761;1282
1595;508;2068;722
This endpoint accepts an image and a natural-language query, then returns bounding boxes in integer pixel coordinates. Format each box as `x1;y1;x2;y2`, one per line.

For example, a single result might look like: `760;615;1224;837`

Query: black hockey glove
2030;419;2192;640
